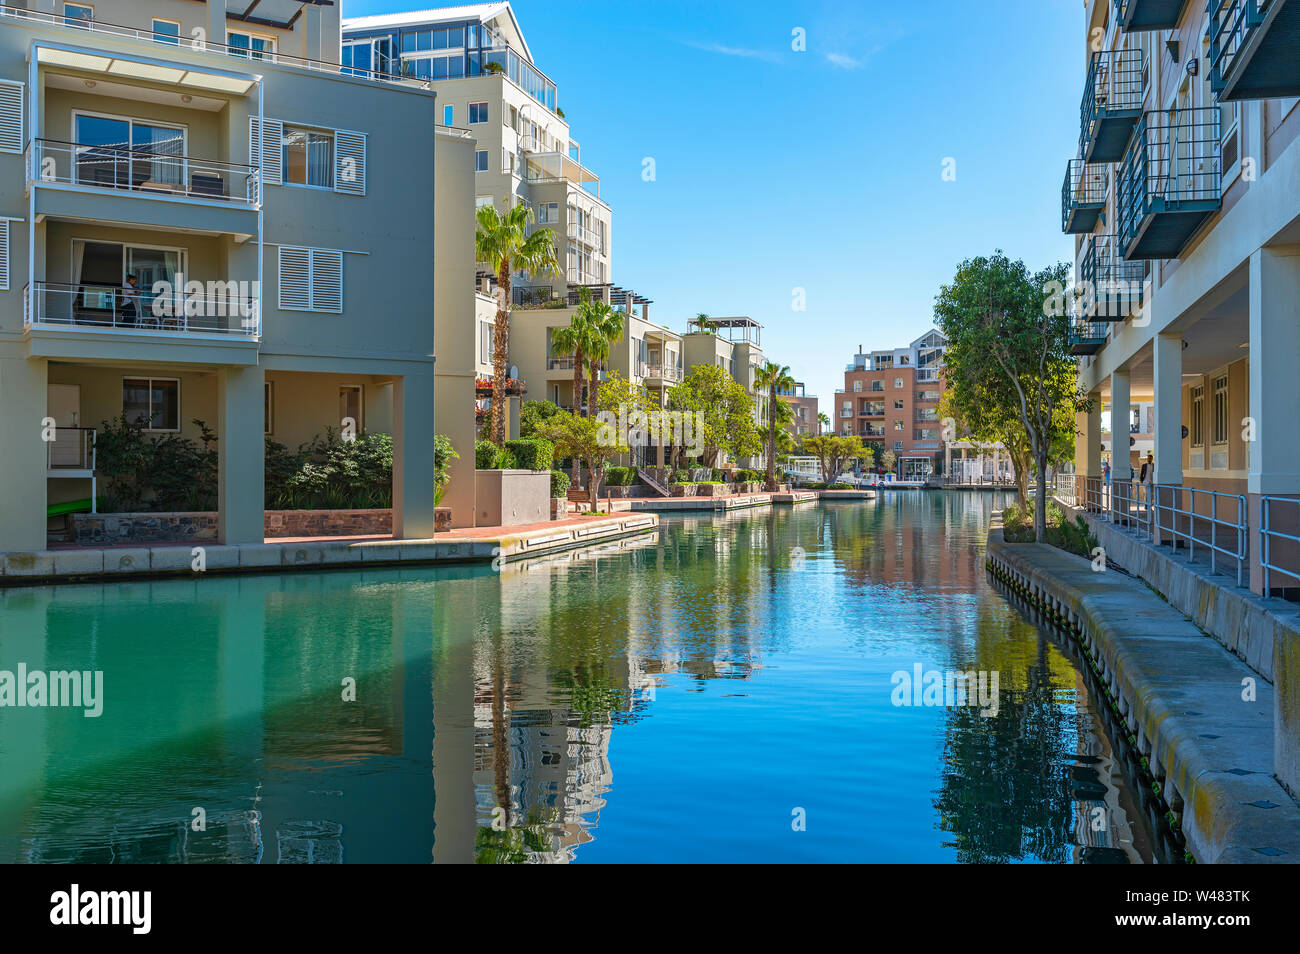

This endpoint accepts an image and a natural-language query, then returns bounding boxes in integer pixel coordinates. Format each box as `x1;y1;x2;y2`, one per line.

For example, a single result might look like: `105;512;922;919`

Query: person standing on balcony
119;274;141;327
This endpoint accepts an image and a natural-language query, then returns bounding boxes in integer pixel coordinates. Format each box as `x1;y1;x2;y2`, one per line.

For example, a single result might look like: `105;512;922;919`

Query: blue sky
343;0;1081;408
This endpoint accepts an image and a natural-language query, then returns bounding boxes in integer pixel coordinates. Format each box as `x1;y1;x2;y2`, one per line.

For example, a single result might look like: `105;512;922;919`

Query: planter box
695;484;732;497
73;509;394;544
669;484;696;497
435;508;452;532
551;497;567;520
475;469;551;527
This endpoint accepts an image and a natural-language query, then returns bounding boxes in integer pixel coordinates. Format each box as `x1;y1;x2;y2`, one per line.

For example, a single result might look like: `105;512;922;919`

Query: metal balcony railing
47;427;95;473
24;281;260;337
547;356;576;371
28;139;261;207
1080;49;1147;162
1210;0;1295;100
1261;496;1300;596
1114;0;1191;32
1061;159;1108;233
1069;318;1109;355
1118;107;1222;259
639;364;683;382
1079;234;1147;320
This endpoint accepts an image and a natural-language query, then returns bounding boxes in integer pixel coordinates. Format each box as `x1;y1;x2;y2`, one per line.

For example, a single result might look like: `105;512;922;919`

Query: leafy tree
535;409;629;510
434;434;459;506
754;361;795;490
880;449;897;474
519;400;563;439
801;433;868;483
666;363;761;469
475;202;560;446
935;251;1089;541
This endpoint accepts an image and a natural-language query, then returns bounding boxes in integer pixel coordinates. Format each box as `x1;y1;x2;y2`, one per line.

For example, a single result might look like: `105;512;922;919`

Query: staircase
636;467;671;497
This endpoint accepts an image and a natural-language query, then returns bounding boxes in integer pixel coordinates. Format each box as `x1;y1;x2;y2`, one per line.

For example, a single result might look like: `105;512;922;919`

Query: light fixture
83;79;96;88
180;94;192;103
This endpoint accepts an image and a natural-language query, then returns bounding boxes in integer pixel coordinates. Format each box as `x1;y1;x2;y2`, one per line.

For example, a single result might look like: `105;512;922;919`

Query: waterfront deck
986;525;1300;864
0;514;659;586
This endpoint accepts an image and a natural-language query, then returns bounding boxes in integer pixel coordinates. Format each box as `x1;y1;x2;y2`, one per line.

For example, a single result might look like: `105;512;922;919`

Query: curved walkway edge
986;523;1300;864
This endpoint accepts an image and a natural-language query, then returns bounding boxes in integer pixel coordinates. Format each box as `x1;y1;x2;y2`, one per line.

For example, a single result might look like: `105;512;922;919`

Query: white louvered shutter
0;221;9;291
309;249;343;312
333;130;366;195
249;117;283;185
277;246;310;310
0;80;23;154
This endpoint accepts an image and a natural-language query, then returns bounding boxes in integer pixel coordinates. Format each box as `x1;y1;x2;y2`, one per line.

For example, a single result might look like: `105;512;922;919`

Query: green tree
666;363;761;469
754;361;796;491
801;433;868;484
535;409;629;511
817;411;830;436
688;313;717;334
475;202;561;446
880;449;897;475
935;250;1089;541
579;296;626;416
519;400;562;439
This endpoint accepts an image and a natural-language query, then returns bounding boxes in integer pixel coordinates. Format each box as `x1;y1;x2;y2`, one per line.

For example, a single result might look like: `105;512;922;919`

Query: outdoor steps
986;528;1300;863
635;467;671;497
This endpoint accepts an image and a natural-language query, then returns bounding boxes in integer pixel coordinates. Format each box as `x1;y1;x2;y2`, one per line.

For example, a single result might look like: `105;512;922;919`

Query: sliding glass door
73;114;185;191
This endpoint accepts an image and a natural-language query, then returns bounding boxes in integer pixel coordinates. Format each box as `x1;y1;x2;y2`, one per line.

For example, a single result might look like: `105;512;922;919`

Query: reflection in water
0;493;1166;863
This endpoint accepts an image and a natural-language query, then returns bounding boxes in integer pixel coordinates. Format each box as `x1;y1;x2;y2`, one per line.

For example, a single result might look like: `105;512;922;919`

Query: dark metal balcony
1070;319;1108;356
1080;235;1147;320
1118;108;1222;261
1210;0;1300;101
1080;49;1146;163
1113;0;1190;31
1061;159;1107;233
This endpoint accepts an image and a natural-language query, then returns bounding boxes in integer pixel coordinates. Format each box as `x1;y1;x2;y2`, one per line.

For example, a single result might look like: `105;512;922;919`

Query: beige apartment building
0;0;450;552
777;381;818;438
1064;0;1300;596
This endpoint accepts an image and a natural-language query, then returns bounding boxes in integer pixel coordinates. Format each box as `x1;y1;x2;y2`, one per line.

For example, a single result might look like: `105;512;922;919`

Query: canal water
0;491;1174;863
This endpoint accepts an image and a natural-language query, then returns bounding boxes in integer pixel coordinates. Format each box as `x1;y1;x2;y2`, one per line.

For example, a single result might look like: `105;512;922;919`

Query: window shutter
250;116;283;185
0;221;9;291
0;80;23;154
310;249;343;312
277;246;310;310
333;129;366;195
278;247;342;313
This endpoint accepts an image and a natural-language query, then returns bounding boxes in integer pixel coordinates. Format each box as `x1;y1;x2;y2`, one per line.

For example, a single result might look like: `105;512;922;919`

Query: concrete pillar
1152;333;1183;487
1075;399;1101;477
217;365;265;544
206;0;227;50
434;372;476;529
300;4;323;62
1111;368;1130;515
393;370;437;539
0;354;49;551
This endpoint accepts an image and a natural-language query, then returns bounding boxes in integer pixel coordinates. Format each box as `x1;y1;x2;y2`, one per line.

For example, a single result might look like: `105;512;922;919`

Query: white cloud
685;41;781;64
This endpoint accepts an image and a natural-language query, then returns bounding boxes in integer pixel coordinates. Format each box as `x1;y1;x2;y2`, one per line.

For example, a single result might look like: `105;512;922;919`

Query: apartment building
0;0;445;552
776;381;818;438
838;330;947;479
1064;0;1300;596
683;316;766;469
341;3;612;297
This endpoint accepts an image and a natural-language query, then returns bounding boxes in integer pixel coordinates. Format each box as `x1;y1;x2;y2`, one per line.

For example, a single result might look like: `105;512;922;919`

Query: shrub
96;414;218;513
475;439;499;470
550;470;571;498
274;430;393;510
1001;498;1099;559
505;437;553;471
738;469;764;483
605;466;636;486
435;434;459;505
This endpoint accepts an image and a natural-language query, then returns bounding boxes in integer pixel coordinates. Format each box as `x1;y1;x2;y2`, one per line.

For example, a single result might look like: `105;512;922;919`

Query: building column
1110;368;1130;517
1248;246;1300;595
1152;333;1183;487
393;370;437;539
0;354;49;552
206;0;227;50
217;365;265;545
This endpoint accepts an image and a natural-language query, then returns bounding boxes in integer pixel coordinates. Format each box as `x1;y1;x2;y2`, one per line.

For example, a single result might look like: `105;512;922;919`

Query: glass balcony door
73;113;186;192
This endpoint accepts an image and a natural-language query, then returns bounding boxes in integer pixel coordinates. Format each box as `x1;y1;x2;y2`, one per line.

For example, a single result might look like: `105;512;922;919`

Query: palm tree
475;202;561;446
817;411;830;436
753;361;795;491
550;287;599;419
688;313;717;335
582;299;626;417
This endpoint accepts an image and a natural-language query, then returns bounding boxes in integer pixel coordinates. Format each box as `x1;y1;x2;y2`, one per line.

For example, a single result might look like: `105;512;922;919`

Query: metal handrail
1261;496;1300;595
1080;48;1147;156
1209;0;1271;93
1152;485;1247;586
1062;158;1107;230
47;426;95;472
1080;234;1146;320
25;280;259;337
1118;107;1222;250
28;138;261;206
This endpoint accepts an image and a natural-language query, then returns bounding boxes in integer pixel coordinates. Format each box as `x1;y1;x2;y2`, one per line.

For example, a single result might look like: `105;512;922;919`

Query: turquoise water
0;492;1166;863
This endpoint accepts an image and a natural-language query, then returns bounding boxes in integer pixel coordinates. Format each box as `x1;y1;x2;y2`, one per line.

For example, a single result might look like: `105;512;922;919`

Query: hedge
550;470;571;498
505;437;553;471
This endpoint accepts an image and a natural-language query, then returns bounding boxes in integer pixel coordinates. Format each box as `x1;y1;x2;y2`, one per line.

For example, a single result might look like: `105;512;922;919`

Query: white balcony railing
28;139;261;207
47;427;95;473
639;363;683;383
24;281;260;338
547;356;576;371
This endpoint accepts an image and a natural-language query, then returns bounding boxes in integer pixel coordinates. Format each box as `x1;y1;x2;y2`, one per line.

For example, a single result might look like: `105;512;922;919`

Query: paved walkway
987;532;1300;863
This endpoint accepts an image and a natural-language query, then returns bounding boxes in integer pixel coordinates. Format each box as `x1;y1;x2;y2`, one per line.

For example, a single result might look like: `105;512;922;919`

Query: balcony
24;280;259;339
861;425;886;438
639;364;683;384
860;403;885;417
567;221;606;251
1061;159;1107;233
1113;0;1190;31
1080;49;1146;162
523;152;601;199
1080;234;1147;319
546;356;577;374
1118;108;1222;261
1210;0;1300;101
1070;319;1109;355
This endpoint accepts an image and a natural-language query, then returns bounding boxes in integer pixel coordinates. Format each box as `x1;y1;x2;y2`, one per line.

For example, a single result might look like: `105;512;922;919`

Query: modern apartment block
838;330;947;479
682;317;766;469
1064;0;1300;596
776;381;818;438
341;3;612;296
0;0;444;552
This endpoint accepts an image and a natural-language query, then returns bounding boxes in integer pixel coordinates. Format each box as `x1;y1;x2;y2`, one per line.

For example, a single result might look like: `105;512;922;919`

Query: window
123;378;179;431
1212;374;1228;445
152;18;179;44
475;150;488;172
476;195;493;210
228;30;275;60
535;201;558;223
0;220;8;290
443;104;455;126
894;420;904;431
853;381;862;392
339;386;363;431
282;125;334;188
278;246;343;313
479;321;493;364
894;441;904;451
264;381;274;435
894;378;904;389
64;3;92;27
502;148;514;174
1190;385;1204;447
894;400;903;410
469;102;489;124
871;380;883;391
1221;101;1240;177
